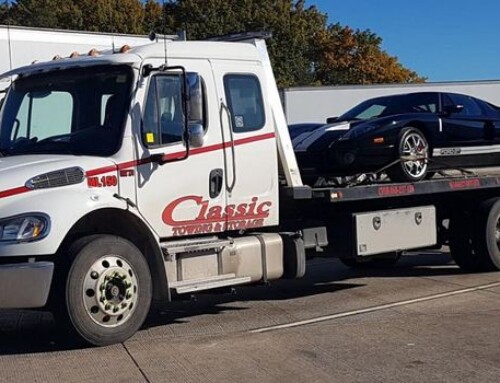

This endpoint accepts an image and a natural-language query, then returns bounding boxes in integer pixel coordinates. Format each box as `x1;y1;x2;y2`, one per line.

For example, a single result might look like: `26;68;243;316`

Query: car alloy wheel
387;127;430;182
402;131;429;179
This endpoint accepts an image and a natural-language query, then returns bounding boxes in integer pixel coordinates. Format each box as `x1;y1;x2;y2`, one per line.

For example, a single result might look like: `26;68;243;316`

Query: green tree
9;0;82;29
2;0;425;86
313;23;425;84
167;0;327;87
72;0;145;34
0;2;12;25
8;0;145;34
144;0;163;34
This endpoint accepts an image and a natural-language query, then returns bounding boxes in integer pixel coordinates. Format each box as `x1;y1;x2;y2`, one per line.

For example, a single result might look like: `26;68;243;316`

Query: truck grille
25;167;85;190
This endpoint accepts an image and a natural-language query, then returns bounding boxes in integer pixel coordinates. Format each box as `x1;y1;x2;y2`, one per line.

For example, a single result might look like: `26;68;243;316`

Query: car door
440;93;489;146
438;93;497;166
477;99;500;143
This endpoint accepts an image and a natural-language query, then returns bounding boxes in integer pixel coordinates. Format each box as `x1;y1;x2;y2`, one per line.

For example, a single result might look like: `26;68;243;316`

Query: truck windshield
0;65;132;157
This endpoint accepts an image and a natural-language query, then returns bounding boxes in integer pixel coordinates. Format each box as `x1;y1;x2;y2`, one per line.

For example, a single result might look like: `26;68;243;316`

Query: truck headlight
0;214;50;243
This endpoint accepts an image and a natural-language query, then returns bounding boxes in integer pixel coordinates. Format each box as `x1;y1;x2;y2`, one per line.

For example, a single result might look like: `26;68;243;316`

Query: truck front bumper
0;261;54;309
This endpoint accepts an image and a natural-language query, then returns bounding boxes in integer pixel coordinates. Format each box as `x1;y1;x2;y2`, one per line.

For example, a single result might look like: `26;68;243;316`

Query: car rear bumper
0;261;54;309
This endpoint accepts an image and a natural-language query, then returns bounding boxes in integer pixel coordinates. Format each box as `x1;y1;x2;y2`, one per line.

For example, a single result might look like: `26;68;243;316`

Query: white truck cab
0;35;305;345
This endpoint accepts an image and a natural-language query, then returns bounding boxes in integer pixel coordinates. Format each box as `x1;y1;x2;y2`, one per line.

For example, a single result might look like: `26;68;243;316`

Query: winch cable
334;153;478;188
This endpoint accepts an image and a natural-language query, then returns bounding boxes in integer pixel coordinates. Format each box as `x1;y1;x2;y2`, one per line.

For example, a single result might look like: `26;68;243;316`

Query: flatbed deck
283;168;500;204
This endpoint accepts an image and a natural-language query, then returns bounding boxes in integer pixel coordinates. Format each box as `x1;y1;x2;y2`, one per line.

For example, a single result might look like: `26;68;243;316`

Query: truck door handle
220;101;237;193
209;168;224;198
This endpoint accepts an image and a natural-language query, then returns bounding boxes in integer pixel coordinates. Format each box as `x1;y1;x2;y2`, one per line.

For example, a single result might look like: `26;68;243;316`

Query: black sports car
291;92;500;183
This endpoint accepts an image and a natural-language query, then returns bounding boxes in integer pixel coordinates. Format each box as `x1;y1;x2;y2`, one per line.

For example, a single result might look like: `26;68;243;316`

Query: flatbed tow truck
0;33;499;346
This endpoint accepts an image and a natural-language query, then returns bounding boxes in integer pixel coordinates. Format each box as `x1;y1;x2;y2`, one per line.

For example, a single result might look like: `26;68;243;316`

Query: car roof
370;91;484;101
368;91;439;102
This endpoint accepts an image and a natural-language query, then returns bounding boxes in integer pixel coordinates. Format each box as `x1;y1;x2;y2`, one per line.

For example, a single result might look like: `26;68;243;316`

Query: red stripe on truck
0;132;276;199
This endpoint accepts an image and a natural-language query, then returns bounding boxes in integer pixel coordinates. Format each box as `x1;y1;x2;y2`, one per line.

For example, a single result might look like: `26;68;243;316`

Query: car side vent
25;167;85;190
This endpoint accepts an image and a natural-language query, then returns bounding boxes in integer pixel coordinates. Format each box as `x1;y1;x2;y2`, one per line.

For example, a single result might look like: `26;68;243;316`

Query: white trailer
282;81;500;124
0;24;161;90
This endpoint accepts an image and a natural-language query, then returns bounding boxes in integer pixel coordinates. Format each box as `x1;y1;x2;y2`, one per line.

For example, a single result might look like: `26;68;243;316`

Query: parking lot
2;251;500;382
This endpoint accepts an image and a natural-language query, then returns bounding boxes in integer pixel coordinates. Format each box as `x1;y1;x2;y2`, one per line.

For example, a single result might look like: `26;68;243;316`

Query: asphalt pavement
2;251;500;383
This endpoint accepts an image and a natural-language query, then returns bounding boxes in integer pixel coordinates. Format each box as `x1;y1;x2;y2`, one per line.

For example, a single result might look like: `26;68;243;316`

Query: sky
309;0;500;82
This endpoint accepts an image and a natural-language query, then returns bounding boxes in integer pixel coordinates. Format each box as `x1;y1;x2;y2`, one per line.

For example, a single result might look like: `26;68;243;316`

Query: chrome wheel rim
402;132;428;178
82;255;139;328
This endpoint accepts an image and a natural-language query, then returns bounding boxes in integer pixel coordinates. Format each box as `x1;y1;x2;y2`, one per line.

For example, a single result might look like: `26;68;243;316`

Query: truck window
100;94;113;126
143;75;184;146
15;91;73;141
223;74;265;133
0;65;132;157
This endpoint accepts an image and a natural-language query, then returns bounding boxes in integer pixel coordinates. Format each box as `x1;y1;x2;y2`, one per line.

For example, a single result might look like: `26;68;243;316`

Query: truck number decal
87;175;118;188
162;195;272;236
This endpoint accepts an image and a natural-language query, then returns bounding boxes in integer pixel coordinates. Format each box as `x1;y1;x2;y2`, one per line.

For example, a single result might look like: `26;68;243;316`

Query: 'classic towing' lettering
162;195;272;236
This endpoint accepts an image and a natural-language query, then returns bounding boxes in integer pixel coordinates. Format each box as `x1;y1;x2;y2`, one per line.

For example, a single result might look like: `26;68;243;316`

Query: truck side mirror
188;123;204;148
186;73;204;123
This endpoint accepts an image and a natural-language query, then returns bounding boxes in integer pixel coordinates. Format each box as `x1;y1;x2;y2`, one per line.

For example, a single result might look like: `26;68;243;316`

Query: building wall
282;81;500;124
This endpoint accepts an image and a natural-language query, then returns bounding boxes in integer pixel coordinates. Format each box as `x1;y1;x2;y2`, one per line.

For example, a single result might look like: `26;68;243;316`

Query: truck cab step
169;274;252;294
161;237;232;257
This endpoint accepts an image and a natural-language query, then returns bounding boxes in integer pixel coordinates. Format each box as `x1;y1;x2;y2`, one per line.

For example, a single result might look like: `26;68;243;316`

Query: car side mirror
326;116;338;123
442;104;464;116
188;123;204;148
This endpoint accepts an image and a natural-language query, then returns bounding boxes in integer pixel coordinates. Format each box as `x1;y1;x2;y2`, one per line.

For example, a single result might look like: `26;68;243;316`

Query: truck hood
0;155;116;194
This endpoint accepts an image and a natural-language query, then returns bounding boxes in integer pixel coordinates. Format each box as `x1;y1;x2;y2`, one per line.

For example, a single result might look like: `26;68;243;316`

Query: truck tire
59;235;152;346
448;213;483;271
470;198;500;271
339;253;401;269
450;199;500;272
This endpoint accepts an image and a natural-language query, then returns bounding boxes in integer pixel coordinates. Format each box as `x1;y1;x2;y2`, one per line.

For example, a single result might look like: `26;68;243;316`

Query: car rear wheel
387;127;429;182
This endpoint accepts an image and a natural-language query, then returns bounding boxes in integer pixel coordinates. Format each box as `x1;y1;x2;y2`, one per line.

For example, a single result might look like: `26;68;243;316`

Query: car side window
445;94;483;117
223;74;265;133
356;104;386;119
142;75;185;147
404;93;438;113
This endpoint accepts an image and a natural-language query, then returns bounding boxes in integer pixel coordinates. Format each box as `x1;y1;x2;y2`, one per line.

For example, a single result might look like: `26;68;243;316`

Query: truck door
135;59;227;238
211;61;279;230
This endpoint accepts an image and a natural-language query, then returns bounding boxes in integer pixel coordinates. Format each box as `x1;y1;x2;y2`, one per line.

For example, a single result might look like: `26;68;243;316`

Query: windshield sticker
146;132;155;144
234;116;244;128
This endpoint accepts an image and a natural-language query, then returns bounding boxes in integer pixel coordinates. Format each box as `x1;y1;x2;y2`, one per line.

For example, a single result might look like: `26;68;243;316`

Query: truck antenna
6;1;13;73
162;0;168;67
